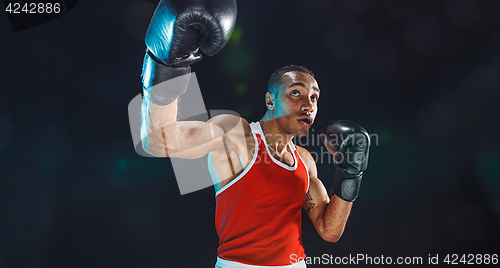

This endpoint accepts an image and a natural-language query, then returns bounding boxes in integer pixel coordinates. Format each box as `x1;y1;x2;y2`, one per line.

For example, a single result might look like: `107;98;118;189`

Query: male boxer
138;0;370;267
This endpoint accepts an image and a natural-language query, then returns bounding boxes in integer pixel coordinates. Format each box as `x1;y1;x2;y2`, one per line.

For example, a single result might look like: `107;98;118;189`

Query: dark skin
141;70;352;242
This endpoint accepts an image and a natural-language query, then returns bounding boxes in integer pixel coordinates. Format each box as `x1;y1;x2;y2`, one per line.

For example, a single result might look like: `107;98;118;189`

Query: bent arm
141;98;246;159
141;98;227;158
298;147;353;242
305;177;352;243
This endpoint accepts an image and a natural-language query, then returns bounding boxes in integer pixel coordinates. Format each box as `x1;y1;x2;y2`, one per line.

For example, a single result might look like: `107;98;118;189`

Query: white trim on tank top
215;122;260;196
254;121;298;171
215;256;307;268
215;122;303;196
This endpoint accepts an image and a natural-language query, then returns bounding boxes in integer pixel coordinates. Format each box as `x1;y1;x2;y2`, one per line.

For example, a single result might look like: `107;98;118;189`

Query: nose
301;101;314;114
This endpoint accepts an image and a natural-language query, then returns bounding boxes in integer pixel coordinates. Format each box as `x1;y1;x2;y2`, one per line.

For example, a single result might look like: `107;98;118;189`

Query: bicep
152;114;247;159
143;120;228;159
297;146;329;224
169;120;230;159
303;176;330;224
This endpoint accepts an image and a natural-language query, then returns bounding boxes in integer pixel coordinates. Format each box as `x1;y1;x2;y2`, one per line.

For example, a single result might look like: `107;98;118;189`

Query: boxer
138;1;370;267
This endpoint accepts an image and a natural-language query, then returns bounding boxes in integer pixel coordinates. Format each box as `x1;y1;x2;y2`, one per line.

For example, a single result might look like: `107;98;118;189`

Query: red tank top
215;122;309;266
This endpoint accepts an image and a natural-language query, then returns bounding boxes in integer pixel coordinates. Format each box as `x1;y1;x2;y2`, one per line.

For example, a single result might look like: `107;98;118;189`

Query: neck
259;116;294;155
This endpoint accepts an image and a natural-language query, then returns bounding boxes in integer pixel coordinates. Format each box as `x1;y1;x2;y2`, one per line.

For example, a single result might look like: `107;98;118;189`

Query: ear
265;92;274;110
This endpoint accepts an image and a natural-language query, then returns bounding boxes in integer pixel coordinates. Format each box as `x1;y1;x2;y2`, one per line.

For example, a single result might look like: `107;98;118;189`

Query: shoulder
208;114;252;136
295;145;318;176
295;145;313;162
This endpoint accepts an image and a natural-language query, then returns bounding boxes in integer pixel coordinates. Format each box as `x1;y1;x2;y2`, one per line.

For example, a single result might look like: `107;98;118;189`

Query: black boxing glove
142;0;237;105
321;120;370;202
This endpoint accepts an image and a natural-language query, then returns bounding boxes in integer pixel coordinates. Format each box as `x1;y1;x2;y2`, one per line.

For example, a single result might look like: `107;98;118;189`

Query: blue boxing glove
142;0;237;105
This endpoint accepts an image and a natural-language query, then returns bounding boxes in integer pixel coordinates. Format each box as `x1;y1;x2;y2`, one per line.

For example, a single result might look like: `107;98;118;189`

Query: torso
213;121;309;265
209;120;301;192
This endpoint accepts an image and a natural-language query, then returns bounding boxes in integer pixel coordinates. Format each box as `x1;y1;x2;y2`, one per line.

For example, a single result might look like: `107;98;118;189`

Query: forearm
319;194;353;242
140;97;179;156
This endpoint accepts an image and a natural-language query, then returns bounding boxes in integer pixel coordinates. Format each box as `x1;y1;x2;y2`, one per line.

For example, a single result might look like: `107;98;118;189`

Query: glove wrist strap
141;51;191;106
331;168;363;202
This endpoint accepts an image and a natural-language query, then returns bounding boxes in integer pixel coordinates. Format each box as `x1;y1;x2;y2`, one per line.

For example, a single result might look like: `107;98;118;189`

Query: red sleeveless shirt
215;122;309;266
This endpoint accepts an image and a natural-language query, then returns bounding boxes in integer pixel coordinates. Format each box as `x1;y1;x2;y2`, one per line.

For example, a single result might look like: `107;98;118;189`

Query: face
267;71;320;137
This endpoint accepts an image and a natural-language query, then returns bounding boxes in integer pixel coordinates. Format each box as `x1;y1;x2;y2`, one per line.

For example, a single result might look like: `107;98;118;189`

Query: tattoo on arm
304;190;315;214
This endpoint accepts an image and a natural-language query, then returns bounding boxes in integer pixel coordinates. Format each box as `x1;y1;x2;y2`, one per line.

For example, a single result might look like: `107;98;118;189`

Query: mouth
297;116;313;127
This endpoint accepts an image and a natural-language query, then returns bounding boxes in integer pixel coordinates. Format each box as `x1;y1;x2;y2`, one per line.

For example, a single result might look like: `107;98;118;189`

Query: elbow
140;126;172;157
140;137;168;157
317;215;349;243
141;142;158;157
320;232;342;243
318;225;345;243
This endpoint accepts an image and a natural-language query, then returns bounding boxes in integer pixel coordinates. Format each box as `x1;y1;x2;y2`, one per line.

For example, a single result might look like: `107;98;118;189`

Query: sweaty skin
141;70;352;242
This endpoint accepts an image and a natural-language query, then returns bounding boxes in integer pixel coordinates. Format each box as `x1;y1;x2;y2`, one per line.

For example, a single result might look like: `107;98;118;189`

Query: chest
268;148;295;167
243;136;295;168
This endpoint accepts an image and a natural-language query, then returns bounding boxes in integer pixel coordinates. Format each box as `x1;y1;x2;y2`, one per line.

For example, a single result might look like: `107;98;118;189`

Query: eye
311;95;318;101
291;91;300;97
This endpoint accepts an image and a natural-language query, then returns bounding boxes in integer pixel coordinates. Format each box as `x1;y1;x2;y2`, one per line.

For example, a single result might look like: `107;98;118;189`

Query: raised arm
138;0;237;158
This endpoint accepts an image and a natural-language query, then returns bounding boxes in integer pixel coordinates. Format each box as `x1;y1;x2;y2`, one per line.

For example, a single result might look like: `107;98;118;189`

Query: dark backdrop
1;0;499;267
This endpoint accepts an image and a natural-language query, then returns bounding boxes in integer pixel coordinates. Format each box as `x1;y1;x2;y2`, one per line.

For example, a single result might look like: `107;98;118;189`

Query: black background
1;0;499;267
